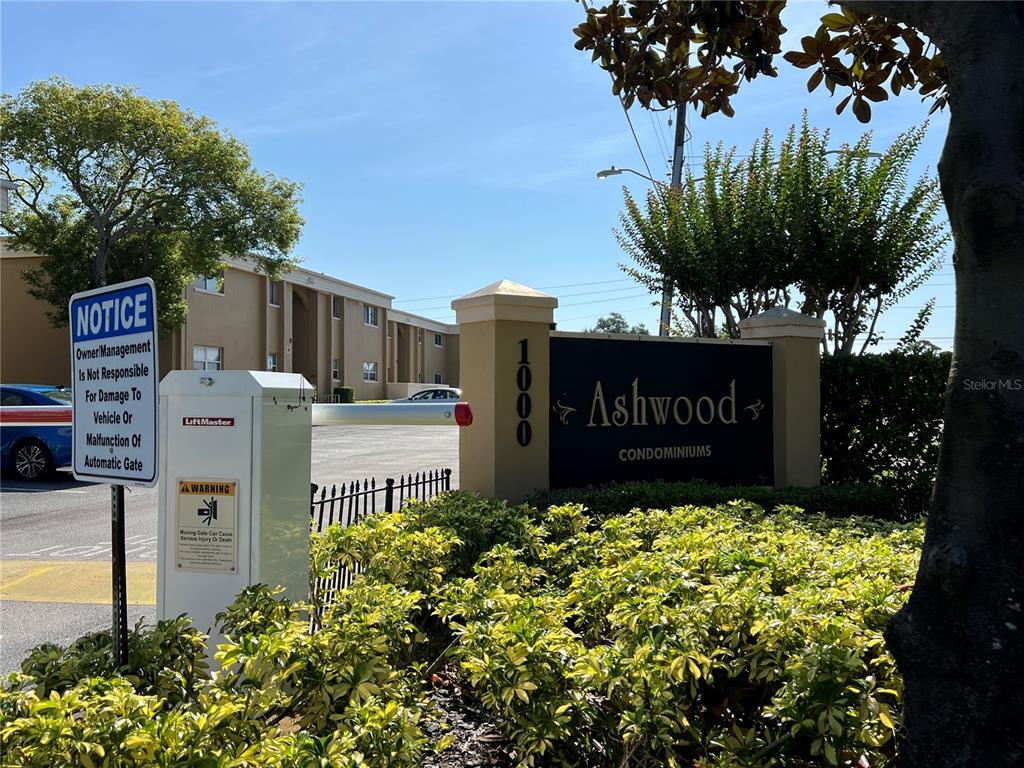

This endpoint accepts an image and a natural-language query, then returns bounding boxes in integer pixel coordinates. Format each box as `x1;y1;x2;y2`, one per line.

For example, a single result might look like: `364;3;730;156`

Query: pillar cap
452;280;558;324
739;307;826;340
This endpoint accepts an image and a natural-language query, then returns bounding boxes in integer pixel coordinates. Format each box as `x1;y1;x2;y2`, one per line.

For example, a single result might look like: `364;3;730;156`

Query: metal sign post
69;277;159;667
111;485;128;664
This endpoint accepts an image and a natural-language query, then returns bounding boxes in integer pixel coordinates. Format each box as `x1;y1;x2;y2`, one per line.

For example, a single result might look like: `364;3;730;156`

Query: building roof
225;256;394;307
3;242;455;334
386;308;458;335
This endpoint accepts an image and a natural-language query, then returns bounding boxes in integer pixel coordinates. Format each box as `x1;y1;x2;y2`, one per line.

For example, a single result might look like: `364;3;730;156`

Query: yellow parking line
0;560;155;605
0;564;59;591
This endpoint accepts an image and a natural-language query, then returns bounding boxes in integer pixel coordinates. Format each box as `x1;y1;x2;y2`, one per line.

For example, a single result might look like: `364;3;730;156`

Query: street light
597;150;882;185
596;166;661;183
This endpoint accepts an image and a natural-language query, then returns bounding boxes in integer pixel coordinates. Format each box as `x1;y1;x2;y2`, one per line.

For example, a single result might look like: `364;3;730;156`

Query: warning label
176;479;237;573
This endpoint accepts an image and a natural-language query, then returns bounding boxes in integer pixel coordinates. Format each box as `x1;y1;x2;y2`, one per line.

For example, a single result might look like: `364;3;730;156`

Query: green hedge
821;351;950;515
3;492;923;767
437;497;921;767
528;479;907;522
333;386;355;403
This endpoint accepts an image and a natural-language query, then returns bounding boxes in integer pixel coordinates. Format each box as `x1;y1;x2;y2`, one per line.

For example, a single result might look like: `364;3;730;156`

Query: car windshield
40;389;72;404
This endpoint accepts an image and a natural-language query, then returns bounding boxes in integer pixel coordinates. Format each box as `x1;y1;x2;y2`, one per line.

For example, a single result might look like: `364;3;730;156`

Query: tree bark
95;228;109;288
871;3;1024;765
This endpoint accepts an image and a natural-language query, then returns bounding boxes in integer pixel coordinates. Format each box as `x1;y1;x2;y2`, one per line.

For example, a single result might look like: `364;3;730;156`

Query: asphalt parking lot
0;424;459;673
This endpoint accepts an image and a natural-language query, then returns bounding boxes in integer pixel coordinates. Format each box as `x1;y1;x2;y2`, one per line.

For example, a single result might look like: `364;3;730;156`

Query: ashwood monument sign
549;336;773;487
453;281;823;502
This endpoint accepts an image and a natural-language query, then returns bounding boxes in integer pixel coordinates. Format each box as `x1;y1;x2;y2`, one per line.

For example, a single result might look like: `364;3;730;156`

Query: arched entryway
291;290;313;383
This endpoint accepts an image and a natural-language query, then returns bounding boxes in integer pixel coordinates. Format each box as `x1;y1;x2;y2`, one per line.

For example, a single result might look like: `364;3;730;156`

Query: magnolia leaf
820;13;852;31
853;96;872;123
783;51;816;68
863;85;889;102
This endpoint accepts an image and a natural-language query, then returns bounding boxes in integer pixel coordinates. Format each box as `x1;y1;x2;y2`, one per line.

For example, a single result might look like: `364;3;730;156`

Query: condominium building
1;247;459;400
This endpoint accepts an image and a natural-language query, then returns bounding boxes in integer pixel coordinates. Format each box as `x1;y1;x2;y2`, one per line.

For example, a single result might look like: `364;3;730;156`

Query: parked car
390;387;462;403
0;384;73;480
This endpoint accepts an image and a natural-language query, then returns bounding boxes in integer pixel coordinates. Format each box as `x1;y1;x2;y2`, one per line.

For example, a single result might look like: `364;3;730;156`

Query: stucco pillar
739;308;825;487
452;281;557;503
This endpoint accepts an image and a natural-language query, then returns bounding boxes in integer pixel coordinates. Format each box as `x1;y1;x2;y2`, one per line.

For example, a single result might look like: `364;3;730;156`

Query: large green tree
616;119;948;353
586;311;650;334
0;78;303;327
575;2;1023;765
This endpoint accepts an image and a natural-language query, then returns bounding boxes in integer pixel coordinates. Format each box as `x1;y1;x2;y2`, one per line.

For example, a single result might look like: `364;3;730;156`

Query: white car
390;387;462;403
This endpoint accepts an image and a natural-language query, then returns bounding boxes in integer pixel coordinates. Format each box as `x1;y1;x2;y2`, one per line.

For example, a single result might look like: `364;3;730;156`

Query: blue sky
1;1;953;346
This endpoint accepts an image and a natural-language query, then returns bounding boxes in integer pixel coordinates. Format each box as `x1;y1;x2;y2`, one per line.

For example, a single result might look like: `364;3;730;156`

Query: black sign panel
549;337;773;487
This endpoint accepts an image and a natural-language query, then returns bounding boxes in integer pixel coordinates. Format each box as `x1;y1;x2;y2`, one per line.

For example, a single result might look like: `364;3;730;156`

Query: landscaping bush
821;351;950;515
312;511;462;601
439;501;922;767
402;492;543;576
333;386;355;403
3;492;923;767
15;615;208;706
2;584;438;767
528;479;906;523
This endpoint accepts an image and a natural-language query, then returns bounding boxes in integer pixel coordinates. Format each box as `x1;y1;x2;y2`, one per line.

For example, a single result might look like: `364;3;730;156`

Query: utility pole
659;102;686;336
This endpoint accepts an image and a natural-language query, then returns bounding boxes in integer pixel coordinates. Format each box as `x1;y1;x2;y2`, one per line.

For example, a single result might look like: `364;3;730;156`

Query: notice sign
70;278;159;486
175;480;237;573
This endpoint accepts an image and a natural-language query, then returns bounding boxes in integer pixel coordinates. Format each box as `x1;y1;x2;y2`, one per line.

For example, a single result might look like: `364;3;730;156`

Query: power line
406;293;956;316
539;277;633;290
395;288;653;315
558;285;650;300
648;110;670;170
558;304;662;323
621;99;657;185
557;291;655;309
398;278;956;316
394;278;635;305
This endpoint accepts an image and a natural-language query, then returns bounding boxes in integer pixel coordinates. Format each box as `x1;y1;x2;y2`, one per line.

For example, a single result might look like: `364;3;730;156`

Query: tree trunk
879;3;1024;765
94;227;110;288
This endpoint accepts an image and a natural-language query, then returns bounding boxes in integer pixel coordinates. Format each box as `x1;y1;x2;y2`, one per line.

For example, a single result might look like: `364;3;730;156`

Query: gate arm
311;401;472;427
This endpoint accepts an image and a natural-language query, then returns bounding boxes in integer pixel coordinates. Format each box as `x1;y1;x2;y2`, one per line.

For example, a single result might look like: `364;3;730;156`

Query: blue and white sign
69;278;159;486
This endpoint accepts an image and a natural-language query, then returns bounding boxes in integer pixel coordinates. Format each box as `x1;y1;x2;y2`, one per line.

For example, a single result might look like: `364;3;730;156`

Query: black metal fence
309;468;453;533
309;468;453;614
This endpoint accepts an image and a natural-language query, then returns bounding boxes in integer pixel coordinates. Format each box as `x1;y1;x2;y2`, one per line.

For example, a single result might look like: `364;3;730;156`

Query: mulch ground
422;664;515;768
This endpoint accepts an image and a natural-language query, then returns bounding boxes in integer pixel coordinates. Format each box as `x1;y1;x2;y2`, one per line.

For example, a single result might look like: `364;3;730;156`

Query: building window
362;361;378;382
193;273;224;294
268;280;281;306
332;296;342;319
363;305;379;326
193;345;222;371
434;372;444;384
332;358;341;381
434;333;444;348
267;353;278;372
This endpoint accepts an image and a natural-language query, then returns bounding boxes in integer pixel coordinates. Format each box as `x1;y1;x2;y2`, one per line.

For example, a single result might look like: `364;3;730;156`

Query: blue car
0;384;73;481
